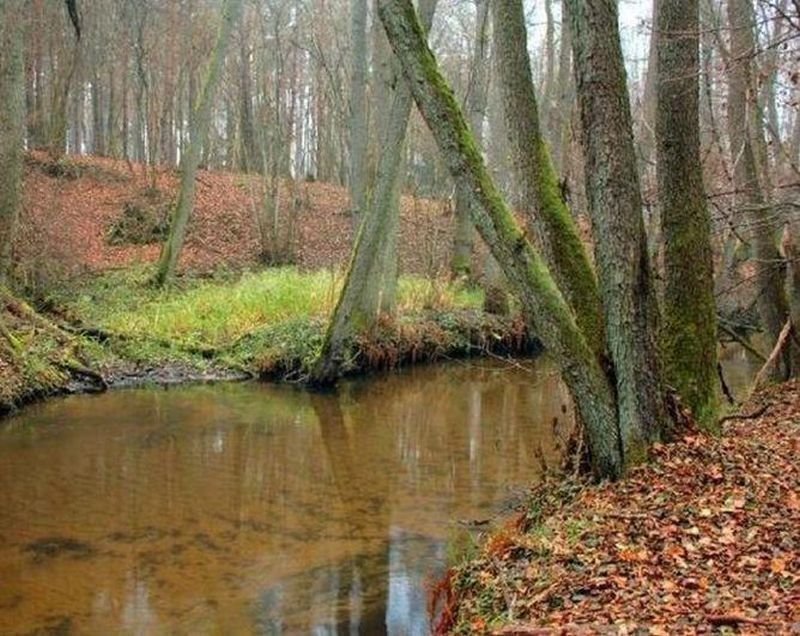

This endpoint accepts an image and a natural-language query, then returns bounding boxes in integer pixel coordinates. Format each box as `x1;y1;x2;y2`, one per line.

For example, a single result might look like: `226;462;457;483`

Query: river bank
0;266;535;415
435;379;800;634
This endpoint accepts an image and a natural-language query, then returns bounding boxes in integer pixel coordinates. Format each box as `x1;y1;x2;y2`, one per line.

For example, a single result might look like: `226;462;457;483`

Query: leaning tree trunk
311;0;438;385
656;0;718;424
726;0;792;377
492;0;605;358
377;0;623;479
450;0;489;280
0;0;25;283
154;0;243;287
565;0;667;459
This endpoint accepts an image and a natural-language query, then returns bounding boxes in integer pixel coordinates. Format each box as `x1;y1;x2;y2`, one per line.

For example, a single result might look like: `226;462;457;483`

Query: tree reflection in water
0;359;571;634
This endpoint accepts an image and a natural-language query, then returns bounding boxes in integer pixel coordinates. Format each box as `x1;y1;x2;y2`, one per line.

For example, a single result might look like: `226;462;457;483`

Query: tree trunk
540;0;557;148
551;5;574;171
238;18;259;173
656;0;718;424
726;0;792;377
311;0;438;385
49;1;82;160
565;0;667;458
492;0;605;358
91;75;106;156
0;0;25;283
377;0;623;479
154;0;243;286
638;0;659;178
348;0;369;225
450;0;490;280
785;223;800;357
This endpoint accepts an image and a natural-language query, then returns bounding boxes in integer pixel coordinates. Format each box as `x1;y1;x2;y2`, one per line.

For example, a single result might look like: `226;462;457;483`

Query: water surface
0;358;572;634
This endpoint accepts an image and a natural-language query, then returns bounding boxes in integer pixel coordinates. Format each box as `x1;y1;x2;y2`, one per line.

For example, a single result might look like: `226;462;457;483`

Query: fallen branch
750;319;792;395
716;362;736;405
717;322;767;362
707;613;763;627
718;403;770;424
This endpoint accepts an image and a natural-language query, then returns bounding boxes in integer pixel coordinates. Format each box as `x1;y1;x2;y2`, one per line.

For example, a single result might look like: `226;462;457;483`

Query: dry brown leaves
450;380;800;635
17;152;457;278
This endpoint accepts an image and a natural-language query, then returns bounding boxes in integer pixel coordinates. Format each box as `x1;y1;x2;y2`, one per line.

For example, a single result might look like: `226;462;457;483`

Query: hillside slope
18;152;457;280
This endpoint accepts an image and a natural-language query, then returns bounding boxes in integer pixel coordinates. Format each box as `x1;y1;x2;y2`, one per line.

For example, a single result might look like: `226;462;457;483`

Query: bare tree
727;0;794;376
154;0;243;286
450;0;489;279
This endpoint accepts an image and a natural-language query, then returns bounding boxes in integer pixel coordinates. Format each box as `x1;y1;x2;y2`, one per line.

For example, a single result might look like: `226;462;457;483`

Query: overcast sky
527;0;654;83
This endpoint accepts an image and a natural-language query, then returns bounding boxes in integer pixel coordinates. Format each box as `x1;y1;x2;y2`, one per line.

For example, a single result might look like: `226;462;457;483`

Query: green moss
533;139;604;356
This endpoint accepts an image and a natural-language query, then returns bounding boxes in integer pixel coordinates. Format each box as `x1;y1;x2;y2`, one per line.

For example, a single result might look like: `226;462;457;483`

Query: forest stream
0;351;758;635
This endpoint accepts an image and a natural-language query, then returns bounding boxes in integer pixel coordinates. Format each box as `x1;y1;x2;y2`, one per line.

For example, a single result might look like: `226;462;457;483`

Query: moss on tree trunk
492;0;605;359
377;0;623;479
656;0;718;425
565;0;667;462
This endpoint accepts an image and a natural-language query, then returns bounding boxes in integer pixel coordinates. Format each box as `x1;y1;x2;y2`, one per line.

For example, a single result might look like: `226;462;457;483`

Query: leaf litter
439;379;800;634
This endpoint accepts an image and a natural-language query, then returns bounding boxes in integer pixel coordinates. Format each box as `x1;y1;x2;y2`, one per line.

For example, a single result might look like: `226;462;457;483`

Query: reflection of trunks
256;530;438;635
0;358;571;634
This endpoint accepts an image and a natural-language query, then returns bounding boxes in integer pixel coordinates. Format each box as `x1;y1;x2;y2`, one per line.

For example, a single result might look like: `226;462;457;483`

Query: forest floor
438;381;800;634
18;151;464;282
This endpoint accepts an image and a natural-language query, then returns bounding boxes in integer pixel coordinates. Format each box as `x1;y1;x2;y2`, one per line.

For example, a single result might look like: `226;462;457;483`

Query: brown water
0;358;573;635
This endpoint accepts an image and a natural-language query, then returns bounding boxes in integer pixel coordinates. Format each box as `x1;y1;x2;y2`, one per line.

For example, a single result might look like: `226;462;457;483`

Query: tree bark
565;0;667;458
377;0;623;479
492;0;605;358
154;0;243;286
450;0;489;280
0;0;25;283
656;0;718;424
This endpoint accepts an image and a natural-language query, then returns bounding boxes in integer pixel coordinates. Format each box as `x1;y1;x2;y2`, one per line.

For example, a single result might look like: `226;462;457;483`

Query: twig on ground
718;403;770;424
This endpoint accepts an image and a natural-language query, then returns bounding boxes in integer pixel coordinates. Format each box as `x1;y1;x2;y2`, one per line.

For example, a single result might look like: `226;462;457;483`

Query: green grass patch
57;265;481;349
49;265;485;373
